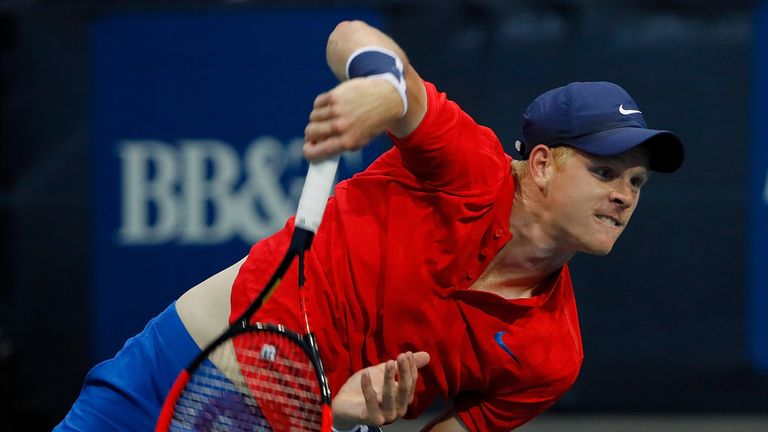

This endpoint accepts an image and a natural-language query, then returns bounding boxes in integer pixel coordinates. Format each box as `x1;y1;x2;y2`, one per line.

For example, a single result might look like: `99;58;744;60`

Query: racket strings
169;330;324;432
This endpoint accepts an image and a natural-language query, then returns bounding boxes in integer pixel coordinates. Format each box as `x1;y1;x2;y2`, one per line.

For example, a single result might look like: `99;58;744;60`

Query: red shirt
230;81;583;431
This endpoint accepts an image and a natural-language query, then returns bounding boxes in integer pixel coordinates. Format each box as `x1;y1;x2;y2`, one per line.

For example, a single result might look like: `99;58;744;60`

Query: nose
610;181;636;209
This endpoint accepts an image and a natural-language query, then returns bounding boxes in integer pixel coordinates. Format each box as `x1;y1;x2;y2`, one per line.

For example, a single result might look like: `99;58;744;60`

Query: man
56;19;683;432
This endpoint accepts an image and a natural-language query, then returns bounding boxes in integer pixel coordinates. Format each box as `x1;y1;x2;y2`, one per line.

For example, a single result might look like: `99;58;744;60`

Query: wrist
346;46;408;117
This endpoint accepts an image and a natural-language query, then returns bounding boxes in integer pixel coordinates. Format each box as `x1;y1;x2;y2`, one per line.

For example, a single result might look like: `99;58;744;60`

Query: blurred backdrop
0;0;766;430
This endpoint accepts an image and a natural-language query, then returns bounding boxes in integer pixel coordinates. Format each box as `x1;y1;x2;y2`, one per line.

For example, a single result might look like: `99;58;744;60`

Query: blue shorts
54;303;200;431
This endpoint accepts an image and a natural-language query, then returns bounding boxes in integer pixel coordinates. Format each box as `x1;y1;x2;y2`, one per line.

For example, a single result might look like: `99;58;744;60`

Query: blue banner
90;10;384;360
751;2;768;373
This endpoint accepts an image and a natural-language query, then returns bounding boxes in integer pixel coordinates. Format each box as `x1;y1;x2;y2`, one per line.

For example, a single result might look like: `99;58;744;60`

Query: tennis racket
156;156;340;432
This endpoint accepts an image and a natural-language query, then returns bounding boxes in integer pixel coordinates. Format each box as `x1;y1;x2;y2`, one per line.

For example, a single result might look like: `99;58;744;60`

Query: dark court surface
386;415;768;432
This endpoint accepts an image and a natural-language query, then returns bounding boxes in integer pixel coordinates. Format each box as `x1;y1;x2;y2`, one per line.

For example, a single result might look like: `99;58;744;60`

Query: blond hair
511;145;574;180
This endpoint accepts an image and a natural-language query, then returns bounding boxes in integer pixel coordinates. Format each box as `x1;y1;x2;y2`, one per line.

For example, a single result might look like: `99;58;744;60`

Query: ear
527;144;555;190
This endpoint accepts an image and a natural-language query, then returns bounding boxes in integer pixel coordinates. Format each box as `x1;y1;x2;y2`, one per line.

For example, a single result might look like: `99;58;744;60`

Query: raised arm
303;20;427;161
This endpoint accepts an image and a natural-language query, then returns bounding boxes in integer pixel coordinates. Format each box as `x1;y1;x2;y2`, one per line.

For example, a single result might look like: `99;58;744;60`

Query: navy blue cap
516;82;684;173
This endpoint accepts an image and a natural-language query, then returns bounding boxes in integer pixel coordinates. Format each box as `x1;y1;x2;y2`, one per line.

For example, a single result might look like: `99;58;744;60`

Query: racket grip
295;155;340;233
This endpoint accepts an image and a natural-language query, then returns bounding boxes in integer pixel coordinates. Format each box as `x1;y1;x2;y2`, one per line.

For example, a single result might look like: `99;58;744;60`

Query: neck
471;188;574;299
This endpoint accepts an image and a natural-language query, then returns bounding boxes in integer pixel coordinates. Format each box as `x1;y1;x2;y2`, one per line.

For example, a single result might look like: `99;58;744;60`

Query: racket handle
295;155;340;233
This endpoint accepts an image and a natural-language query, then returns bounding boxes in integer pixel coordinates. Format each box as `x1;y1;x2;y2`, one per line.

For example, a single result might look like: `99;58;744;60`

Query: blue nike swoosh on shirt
494;331;522;365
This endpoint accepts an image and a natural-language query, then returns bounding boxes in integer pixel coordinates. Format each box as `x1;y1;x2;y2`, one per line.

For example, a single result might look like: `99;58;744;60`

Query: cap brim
567;126;684;173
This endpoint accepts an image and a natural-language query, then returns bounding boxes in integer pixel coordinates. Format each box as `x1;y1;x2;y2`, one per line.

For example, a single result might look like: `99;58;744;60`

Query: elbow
325;20;411;83
326;20;372;78
330;20;371;40
327;20;370;51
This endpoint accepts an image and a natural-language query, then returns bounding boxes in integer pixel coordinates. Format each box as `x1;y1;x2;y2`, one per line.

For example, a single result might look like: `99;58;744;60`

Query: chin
582;239;616;256
591;246;613;256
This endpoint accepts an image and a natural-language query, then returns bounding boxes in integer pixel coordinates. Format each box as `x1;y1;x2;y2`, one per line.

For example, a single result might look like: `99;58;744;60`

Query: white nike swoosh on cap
619;104;642;115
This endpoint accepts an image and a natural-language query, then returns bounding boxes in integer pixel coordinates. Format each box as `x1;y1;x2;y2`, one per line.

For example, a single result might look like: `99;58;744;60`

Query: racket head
156;323;332;432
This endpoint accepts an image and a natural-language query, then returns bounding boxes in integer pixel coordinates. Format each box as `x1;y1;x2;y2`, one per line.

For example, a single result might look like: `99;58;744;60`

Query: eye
631;176;647;189
592;167;614;180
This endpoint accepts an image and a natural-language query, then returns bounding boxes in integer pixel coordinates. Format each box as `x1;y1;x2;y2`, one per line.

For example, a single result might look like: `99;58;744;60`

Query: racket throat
234;226;315;326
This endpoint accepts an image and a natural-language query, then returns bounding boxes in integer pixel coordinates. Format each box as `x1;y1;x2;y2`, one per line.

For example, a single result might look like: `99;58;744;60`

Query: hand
332;351;430;429
303;78;404;161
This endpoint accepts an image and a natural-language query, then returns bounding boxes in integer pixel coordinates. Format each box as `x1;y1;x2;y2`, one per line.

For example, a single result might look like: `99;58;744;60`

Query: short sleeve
387;81;509;193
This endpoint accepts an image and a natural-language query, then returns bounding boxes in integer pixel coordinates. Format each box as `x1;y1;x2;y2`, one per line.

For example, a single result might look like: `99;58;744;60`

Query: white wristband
345;46;408;117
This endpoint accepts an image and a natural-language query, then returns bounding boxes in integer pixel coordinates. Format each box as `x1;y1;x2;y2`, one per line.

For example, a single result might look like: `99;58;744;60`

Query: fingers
304;118;343;144
303;79;399;162
412;351;431;368
303;136;350;162
309;102;334;122
384;352;420;421
408;352;418;403
360;361;397;425
304;90;347;161
354;351;429;426
360;370;381;424
380;360;398;422
313;91;331;109
304;111;352;162
304;95;340;143
396;352;415;409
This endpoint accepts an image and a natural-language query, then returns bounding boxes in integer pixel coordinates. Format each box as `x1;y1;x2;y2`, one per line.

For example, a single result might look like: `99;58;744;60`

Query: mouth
595;214;622;228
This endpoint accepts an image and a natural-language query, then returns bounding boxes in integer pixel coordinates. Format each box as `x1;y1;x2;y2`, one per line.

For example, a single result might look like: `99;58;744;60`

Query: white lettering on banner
236;137;304;240
117;137;363;245
178;140;240;244
118;141;178;244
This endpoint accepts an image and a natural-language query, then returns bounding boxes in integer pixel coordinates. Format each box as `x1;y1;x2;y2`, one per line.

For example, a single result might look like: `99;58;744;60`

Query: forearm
325;20;426;137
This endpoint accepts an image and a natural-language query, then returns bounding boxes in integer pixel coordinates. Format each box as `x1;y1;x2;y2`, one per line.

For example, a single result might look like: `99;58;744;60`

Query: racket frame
157;157;340;432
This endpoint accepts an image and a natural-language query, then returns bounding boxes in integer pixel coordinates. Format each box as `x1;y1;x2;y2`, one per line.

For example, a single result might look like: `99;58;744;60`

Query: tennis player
56;19;683;432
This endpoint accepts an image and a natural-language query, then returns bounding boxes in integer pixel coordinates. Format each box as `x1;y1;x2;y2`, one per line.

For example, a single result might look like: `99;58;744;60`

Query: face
542;146;650;255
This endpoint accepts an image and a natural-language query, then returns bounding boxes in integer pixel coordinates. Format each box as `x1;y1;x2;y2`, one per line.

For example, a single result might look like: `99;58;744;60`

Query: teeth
596;215;620;227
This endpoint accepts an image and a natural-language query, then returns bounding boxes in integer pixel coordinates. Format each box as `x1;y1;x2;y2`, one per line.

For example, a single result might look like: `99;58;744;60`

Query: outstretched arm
303;20;427;161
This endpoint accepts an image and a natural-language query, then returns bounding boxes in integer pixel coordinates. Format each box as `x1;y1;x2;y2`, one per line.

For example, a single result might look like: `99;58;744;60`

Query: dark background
0;0;765;429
